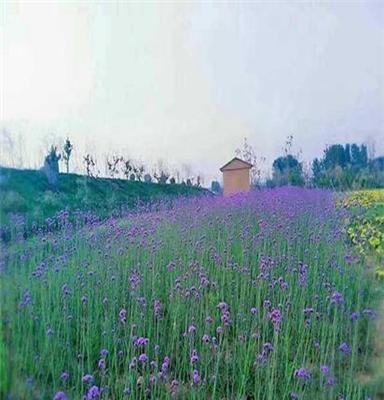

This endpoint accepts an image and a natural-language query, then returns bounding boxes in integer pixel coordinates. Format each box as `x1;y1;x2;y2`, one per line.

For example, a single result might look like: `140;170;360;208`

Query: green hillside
0;167;208;236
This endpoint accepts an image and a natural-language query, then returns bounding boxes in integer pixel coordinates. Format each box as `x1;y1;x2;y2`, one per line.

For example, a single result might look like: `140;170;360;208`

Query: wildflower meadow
1;187;381;399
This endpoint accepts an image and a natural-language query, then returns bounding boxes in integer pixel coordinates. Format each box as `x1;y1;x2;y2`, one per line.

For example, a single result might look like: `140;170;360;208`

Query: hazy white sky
1;0;383;181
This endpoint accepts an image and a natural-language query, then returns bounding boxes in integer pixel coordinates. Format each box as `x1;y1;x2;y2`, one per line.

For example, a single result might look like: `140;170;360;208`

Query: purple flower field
1;187;379;399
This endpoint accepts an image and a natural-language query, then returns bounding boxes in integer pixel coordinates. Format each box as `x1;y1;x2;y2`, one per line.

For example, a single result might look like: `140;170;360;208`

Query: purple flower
298;263;308;287
294;367;311;381
19;289;31;308
150;360;157;370
216;326;224;335
62;284;71;297
139;353;148;364
263;300;271;309
98;358;106;370
81;295;88;304
268;308;282;332
290;393;299;400
100;349;109;358
202;334;210;343
221;311;232;327
256;342;274;365
327;376;336;386
134;337;149;347
330;291;343;305
320;365;330;376
161;356;170;373
339;342;351;355
53;391;68;400
86;385;101;399
263;342;274;353
251;307;258;315
60;371;69;382
363;309;377;320
129;357;137;369
350;312;360;321
205;316;213;324
187;324;197;335
123;387;131;396
119;308;127;323
217;302;229;312
82;374;94;384
171;379;179;395
154;299;162;317
192;369;200;385
190;349;199;365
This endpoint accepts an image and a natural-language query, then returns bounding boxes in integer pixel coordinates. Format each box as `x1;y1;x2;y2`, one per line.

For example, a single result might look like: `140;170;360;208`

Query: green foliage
0;190;27;213
312;144;383;190
272;154;304;187
43;146;61;186
211;180;222;194
0;167;208;234
62;137;73;173
1;190;380;398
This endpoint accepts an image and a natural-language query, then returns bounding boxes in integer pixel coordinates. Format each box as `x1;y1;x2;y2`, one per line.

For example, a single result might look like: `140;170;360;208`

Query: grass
341;189;384;393
1;187;381;399
0;166;207;239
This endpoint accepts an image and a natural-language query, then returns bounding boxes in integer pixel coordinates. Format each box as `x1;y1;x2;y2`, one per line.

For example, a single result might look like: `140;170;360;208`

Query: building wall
222;168;250;196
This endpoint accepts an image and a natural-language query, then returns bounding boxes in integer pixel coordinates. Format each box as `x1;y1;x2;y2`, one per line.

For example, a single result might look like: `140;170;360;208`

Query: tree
83;154;97;178
135;165;145;182
235;137;265;187
144;173;152;183
154;160;170;184
311;158;323;186
195;175;201;187
211;180;222;194
323;144;347;170
272;154;304;186
370;156;384;172
43;146;61;186
107;155;123;178
122;158;133;180
62;137;73;173
154;171;169;184
311;143;380;190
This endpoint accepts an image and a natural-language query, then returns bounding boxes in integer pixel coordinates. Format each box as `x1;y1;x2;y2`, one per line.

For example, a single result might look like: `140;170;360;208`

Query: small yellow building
220;157;253;196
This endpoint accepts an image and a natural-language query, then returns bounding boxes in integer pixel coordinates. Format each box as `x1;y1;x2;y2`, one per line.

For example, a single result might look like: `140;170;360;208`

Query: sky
1;0;383;183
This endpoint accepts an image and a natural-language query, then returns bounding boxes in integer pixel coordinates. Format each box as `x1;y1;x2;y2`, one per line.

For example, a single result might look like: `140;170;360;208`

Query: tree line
218;136;384;192
42;138;203;188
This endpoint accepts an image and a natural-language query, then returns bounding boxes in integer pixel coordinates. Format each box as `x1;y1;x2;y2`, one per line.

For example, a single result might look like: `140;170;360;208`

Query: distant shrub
1;191;27;213
43;146;61;186
211;180;222;194
144;174;152;183
154;171;169;184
